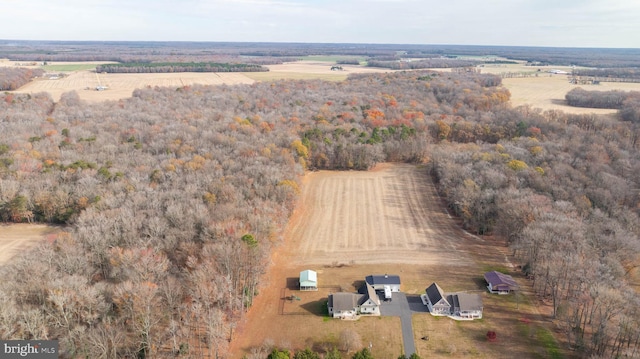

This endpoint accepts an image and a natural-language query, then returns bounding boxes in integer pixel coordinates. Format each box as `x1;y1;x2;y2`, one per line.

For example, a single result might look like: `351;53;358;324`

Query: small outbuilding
484;271;518;294
299;270;318;291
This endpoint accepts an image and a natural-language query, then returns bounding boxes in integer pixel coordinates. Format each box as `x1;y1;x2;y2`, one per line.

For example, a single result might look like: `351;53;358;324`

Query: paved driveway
379;292;428;356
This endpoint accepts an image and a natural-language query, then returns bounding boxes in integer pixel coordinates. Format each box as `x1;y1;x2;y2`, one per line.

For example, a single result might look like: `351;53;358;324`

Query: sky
1;0;639;48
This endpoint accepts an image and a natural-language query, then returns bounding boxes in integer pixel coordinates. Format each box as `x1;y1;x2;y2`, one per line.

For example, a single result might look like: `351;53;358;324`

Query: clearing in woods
229;163;564;359
0;224;59;264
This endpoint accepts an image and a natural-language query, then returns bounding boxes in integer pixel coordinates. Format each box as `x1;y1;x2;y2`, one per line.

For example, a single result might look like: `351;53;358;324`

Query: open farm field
502;75;640;115
9;59;393;102
246;61;393;82
229;163;566;359
287;163;476;266
14;70;255;102
0;224;59;264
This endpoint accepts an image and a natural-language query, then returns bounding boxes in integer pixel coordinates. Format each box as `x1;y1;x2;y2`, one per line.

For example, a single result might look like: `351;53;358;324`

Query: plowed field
287;163;475;266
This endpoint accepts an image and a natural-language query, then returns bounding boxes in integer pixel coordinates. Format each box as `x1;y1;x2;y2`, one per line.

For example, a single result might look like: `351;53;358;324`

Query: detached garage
365;274;401;292
299;270;318;291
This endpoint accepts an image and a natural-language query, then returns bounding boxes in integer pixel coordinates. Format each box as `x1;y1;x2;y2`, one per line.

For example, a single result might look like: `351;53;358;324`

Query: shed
484;271;518;294
299;270;318;291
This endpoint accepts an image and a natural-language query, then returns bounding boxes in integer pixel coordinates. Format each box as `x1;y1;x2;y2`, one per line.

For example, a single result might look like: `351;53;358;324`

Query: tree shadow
352;280;365;292
472;276;488;291
300;299;329;316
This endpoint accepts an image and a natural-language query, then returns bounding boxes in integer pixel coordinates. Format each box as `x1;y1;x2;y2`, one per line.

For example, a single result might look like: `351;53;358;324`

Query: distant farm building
299;270;318;291
484;271;518;294
422;282;483;320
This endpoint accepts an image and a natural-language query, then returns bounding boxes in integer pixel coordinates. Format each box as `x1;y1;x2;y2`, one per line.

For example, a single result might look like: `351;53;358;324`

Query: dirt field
229;163;564;359
0;224;59;264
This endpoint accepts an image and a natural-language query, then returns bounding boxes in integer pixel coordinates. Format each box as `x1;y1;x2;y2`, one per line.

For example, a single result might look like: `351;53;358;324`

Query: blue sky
1;0;639;48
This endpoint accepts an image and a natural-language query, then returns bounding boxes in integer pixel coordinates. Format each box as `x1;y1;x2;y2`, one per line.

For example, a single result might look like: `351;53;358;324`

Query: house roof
365;274;401;286
425;282;448;306
300;270;317;286
330;292;361;312
484;271;518;289
453;293;483;312
359;283;380;306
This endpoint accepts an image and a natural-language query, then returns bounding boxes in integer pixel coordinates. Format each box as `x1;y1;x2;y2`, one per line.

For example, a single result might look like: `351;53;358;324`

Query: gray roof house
328;292;360;319
424;282;483;320
450;292;483;319
358;283;381;315
328;283;382;319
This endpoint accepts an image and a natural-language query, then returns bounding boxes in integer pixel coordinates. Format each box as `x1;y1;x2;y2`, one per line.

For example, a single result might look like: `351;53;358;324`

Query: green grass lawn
42;64;99;71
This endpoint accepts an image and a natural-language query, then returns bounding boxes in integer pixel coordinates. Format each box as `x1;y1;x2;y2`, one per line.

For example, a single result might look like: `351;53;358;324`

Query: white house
328;283;381;318
358;283;381;315
451;293;483;319
424;282;483;320
328;292;359;319
425;282;451;315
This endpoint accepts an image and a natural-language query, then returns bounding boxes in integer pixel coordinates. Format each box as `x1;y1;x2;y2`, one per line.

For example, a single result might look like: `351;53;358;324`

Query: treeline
336;59;361;65
0;67;44;90
572;67;640;80
367;58;478;70
96;62;268;73
0;70;510;358
5;40;640;68
565;88;640;123
430;105;640;356
565;87;640;109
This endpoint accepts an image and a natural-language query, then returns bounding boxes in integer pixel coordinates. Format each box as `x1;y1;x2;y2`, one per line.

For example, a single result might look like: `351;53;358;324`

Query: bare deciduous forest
1;42;640;358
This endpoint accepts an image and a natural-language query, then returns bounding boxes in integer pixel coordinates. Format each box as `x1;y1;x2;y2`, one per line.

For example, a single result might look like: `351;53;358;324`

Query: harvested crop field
287;163;476;266
502;75;640;115
10;60;394;102
15;70;255;102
